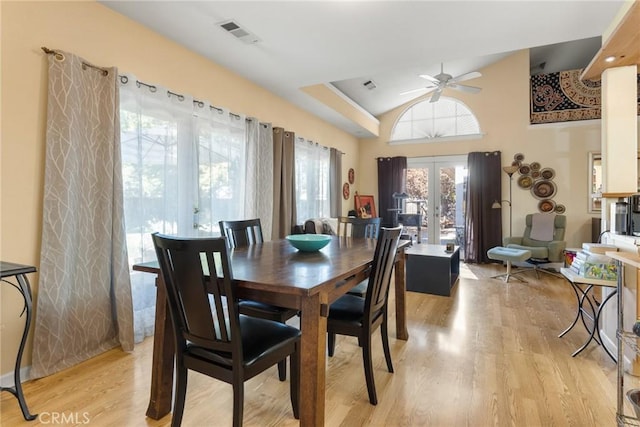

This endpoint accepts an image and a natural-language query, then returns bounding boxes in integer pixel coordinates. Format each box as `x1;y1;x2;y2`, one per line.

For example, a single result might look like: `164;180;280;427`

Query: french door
406;155;467;246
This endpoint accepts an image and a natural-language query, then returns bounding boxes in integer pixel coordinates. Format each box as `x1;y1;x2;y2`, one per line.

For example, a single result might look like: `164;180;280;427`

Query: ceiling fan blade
429;89;442;103
448;83;481;94
419;74;440;84
450;71;482;84
399;86;437;96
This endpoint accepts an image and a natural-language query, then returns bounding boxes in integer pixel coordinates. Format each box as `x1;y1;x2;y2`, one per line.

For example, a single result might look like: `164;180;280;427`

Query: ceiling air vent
217;20;260;44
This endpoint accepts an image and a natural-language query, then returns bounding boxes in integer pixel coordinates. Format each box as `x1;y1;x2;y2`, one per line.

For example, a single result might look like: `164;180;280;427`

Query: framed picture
355;194;376;218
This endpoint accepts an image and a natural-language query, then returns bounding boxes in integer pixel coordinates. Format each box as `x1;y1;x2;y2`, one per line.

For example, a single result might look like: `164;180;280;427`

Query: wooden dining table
133;236;409;427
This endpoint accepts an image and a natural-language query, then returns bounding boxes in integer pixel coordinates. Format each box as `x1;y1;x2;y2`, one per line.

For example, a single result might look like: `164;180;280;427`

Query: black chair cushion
346;281;368;297
188;315;301;367
328;294;365;325
239;300;294;314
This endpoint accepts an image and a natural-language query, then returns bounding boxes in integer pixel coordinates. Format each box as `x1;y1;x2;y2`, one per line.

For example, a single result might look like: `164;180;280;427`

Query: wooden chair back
219;218;264;248
337;216;381;239
365;226;402;320
152;233;239;361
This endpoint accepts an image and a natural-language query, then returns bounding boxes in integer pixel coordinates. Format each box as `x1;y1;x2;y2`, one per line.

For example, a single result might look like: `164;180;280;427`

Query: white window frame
389;96;483;144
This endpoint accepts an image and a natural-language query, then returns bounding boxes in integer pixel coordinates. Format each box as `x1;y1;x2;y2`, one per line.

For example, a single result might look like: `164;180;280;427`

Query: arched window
390;97;482;143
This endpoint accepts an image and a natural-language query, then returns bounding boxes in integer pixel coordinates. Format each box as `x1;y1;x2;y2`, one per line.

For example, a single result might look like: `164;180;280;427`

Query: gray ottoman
487;246;532;282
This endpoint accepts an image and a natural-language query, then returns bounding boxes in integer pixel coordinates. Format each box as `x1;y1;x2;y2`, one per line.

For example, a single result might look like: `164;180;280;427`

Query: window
390;97;481;143
119;77;247;343
120;83;247;267
294;139;331;224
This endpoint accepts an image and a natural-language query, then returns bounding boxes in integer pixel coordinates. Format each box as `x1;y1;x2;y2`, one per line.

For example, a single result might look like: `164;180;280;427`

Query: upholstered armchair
504;214;567;262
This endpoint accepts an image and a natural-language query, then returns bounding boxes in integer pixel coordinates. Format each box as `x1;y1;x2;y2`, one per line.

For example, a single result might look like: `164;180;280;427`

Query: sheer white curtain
294;138;331;224
193;104;247;233
119;75;247;342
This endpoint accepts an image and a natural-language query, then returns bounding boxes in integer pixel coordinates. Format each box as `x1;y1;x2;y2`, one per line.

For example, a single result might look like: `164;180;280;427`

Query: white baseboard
0;366;31;387
600;328;634;370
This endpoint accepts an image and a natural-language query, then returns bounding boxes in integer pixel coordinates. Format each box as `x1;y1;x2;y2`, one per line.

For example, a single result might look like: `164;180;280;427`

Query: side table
1;261;37;420
558;267;617;362
405;244;459;296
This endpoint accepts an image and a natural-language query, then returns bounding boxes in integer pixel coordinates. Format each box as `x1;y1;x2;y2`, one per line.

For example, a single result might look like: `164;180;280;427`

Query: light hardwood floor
1;263;629;426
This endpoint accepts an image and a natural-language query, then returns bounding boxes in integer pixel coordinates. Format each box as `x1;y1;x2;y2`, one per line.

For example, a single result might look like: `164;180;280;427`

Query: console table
0;261;37;421
558;267;617;362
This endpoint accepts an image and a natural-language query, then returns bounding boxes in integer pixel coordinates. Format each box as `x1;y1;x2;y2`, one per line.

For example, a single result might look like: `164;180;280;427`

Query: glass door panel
406;156;467;249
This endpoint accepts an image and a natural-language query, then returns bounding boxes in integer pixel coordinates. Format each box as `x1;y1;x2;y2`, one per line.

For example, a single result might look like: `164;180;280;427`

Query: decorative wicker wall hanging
512;153;565;213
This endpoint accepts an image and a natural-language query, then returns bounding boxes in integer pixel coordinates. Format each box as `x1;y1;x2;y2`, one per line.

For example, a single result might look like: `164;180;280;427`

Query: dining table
133;235;410;426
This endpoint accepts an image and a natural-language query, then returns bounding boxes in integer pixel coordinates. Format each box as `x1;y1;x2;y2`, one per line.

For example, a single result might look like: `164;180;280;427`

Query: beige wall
357;49;639;249
0;1;358;375
2;0;638;378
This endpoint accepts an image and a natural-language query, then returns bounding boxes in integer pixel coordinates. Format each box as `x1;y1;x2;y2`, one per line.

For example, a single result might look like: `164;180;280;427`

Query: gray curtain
32;50;134;378
329;148;342;217
377;157;407;227
246;120;274;240
272;127;296;238
464;151;502;263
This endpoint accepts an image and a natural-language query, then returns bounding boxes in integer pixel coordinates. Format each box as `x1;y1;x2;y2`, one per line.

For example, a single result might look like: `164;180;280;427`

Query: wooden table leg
298;293;327;426
146;276;175;420
394;251;409;341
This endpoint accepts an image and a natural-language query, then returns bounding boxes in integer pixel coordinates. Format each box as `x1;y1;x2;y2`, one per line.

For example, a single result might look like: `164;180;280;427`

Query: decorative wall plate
530;162;541;171
518;164;531;175
540;167;555;180
518;175;533;189
342;182;350;200
531;179;557;199
539;199;556;213
555;204;566;214
348;168;355;184
511;160;522;167
531;170;542;180
514;153;525;162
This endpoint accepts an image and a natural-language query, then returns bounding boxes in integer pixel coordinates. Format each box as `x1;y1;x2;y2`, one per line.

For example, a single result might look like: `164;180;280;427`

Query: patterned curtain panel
531;69;640;125
32;51;133;378
246;120;274;240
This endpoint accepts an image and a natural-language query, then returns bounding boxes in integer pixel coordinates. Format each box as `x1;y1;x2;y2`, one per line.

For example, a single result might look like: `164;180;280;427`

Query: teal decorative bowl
286;234;331;252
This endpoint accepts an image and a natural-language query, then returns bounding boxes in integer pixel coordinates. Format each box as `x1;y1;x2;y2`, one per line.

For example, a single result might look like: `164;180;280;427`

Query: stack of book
569;243;618;280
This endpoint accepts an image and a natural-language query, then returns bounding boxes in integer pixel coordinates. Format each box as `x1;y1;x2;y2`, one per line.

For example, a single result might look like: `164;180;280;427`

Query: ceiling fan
401;63;482;103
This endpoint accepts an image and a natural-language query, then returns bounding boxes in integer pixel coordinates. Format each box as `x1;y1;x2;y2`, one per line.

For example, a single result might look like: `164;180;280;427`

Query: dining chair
327;226;402;405
219;218;299;381
336;216;382;297
219;218;264;248
336;216;381;239
151;233;300;427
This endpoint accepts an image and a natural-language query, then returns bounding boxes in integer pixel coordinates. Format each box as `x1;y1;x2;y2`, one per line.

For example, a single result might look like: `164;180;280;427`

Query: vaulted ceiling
100;1;626;137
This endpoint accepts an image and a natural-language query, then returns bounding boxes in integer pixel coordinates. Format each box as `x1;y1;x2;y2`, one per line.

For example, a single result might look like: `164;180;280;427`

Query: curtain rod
42;47;243;121
119;75;242;120
296;137;346;154
42;47;109;76
41;47;340;143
